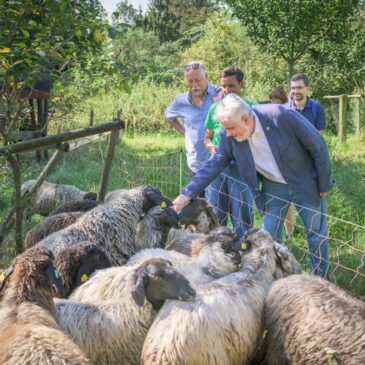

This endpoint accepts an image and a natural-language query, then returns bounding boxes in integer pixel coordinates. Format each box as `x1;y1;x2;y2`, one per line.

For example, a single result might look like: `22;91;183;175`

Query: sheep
55;258;196;365
166;225;238;256
178;198;219;233
135;205;181;250
54;242;112;297
264;274;365;365
21;179;97;217
141;228;301;365
50;199;99;216
0;246;90;365
37;185;170;265
129;227;242;286
24;211;84;248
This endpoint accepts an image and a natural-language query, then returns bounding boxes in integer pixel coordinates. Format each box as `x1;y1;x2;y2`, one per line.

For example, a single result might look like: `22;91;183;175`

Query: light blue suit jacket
182;104;333;209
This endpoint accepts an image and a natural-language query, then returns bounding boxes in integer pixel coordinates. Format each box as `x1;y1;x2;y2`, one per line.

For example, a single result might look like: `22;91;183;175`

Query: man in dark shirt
287;73;326;135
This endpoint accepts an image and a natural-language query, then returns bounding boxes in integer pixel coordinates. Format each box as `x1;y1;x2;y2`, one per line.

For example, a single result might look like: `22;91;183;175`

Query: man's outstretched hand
173;194;192;213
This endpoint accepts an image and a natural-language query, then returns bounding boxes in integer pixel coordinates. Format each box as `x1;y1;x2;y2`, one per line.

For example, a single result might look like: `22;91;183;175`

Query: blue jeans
261;176;329;277
205;164;254;239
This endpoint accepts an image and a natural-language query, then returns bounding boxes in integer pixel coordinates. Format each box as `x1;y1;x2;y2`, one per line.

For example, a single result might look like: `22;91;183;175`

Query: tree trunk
6;153;23;253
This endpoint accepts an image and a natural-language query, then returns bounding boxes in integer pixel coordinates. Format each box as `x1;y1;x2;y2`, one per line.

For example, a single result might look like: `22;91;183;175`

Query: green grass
1;131;365;296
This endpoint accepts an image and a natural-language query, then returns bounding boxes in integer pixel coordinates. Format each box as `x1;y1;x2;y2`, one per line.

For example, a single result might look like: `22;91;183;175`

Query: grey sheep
50;199;99;216
166;226;238;256
37;185;170;265
0;246;90;365
141;228;301;365
21;179;97;217
24;211;84;248
178;198;219;233
54;242;112;297
55;258;196;365
129;228;242;286
265;274;365;365
135;205;180;251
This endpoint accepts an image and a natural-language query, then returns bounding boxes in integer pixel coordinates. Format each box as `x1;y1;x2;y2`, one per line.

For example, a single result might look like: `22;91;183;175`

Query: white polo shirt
248;113;287;184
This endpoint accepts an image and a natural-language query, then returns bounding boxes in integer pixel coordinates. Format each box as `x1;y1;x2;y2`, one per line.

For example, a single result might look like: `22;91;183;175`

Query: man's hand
320;191;328;198
173;194;192;213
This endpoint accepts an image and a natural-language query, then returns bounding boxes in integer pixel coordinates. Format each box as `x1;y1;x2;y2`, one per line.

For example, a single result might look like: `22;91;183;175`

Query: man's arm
168;118;185;136
204;128;216;155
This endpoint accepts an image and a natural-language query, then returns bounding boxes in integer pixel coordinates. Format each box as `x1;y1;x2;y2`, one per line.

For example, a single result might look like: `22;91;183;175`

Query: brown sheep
0;246;90;365
24;211;84;249
54;242;112;297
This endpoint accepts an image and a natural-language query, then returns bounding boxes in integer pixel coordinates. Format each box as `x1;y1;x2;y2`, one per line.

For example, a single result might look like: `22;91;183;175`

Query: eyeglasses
291;85;306;90
184;63;201;72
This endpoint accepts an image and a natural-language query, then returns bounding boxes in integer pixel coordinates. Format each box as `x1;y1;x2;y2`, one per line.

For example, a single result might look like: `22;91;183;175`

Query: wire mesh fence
1;141;364;298
109;148;365;298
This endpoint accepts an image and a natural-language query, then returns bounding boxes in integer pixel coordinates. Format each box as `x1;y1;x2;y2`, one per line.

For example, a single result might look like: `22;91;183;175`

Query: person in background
269;85;288;105
173;93;333;277
269;85;294;237
204;67;255;239
287;74;328;252
165;61;223;189
288;73;326;135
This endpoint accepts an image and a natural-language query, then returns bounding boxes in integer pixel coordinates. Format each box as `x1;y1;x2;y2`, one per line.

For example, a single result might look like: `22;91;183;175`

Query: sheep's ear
206;205;219;230
273;242;289;260
131;273;147;307
47;265;66;297
0;264;14;292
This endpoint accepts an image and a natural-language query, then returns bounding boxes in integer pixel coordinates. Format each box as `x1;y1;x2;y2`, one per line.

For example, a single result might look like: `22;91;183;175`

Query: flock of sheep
0;180;364;365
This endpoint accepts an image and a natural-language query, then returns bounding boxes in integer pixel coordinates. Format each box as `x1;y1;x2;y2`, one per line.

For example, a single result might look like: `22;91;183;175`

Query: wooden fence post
98;127;121;202
338;94;347;141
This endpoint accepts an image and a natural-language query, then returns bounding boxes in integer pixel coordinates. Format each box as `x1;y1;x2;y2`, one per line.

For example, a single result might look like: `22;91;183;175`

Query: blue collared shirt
165;84;222;173
287;97;326;131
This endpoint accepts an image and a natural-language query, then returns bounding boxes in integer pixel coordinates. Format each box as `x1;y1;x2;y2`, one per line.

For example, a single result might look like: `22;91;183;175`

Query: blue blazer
182;104;333;209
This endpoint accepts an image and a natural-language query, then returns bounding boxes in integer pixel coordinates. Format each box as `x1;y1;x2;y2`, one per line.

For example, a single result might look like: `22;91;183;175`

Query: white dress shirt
248;113;287;184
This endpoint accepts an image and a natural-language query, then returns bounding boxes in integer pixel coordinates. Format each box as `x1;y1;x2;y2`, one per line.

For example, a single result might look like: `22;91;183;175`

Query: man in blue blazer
173;93;333;277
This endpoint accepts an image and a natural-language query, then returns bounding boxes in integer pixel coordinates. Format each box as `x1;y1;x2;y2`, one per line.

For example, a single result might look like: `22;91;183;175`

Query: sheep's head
202;228;244;269
273;242;301;278
55;242;112;297
131;258;196;310
178;198;219;233
1;247;66;309
141;185;172;213
148;206;180;230
237;228;301;277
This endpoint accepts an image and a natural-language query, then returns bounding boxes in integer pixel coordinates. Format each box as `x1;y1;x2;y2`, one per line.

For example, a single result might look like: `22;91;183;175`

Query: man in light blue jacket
173;93;333;277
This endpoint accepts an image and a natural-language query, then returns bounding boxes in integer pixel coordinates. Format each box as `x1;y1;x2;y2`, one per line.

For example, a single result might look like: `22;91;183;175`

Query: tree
0;0;106;252
224;0;361;81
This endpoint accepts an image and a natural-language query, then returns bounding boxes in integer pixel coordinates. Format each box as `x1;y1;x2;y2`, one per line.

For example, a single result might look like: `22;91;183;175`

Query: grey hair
184;61;207;76
214;93;252;123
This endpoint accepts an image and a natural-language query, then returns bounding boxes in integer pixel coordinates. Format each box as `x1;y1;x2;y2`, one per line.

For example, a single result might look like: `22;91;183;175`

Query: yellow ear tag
277;252;282;258
160;201;167;208
81;274;89;283
0;273;5;282
241;242;247;250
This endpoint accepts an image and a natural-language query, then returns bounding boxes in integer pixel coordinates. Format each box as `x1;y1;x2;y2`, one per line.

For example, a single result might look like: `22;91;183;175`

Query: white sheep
55;258;196;365
0;246;90;365
141;228;301;365
21;179;97;217
265;274;365;365
37;185;170;265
